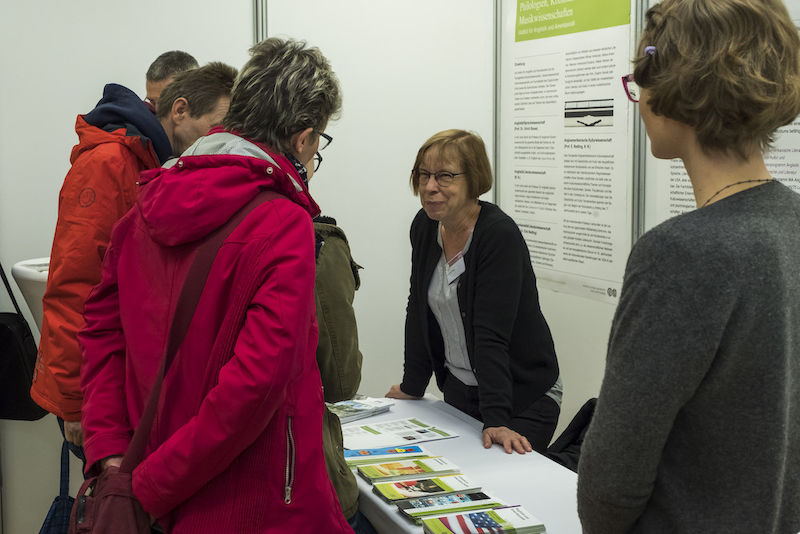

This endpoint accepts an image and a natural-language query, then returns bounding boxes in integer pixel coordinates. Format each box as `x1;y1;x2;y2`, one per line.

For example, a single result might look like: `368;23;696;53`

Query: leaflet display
397;491;505;523
327;395;394;424
373;474;481;503
357;457;461;483
421;505;546;534
342;418;458;450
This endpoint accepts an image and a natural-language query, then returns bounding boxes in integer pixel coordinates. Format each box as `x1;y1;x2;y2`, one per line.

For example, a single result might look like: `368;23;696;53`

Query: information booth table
350;397;581;533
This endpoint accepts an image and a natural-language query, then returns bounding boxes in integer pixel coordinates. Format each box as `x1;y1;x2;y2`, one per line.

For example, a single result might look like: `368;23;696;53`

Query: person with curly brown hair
578;1;800;532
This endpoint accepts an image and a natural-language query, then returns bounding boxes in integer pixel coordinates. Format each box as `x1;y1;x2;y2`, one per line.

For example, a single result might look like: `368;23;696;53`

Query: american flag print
439;511;503;533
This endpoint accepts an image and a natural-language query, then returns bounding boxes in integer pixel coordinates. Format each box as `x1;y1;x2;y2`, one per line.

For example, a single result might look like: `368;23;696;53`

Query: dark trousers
442;371;560;453
347;509;378;534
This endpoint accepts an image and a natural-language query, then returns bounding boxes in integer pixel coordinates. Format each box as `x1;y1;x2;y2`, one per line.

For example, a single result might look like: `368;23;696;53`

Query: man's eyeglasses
414;168;466;187
313;132;333;172
622;73;640;103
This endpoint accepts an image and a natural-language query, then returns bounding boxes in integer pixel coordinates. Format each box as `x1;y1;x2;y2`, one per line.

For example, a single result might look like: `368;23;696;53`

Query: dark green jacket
314;220;362;519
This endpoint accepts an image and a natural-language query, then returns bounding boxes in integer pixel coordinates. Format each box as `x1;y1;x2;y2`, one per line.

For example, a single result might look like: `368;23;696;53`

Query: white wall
266;0;496;400
0;2;252;532
539;292;611;429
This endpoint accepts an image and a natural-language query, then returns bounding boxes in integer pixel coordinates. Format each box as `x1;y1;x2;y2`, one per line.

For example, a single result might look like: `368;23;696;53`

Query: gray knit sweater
577;181;800;533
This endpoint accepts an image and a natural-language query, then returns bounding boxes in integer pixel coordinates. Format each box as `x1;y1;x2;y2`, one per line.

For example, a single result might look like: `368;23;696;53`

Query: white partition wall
265;0;495;402
0;3;252;532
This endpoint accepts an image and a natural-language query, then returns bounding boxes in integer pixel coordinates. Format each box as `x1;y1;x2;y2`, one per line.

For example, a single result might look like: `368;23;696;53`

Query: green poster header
516;0;630;41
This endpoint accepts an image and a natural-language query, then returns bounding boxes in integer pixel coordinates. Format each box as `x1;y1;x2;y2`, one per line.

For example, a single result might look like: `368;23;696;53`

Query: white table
348;397;581;534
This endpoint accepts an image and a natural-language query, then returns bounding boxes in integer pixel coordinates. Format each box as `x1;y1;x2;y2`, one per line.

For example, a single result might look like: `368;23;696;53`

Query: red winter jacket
79;131;351;533
33;115;160;420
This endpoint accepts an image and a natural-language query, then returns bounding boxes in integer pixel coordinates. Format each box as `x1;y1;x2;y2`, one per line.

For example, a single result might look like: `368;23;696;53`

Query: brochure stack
342;417;547;532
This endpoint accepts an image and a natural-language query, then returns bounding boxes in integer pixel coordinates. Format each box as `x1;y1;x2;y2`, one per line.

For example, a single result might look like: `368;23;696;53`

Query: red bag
69;466;150;533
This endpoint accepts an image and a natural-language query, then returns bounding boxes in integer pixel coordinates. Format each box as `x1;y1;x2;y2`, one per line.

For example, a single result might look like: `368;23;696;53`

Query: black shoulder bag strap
0;260;25;317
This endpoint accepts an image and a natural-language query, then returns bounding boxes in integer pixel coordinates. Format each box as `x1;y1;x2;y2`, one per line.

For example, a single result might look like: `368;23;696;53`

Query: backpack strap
0;261;24;316
59;440;71;498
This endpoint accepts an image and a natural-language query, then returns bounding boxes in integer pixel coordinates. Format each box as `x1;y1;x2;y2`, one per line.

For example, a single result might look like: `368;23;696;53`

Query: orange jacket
31;115;160;420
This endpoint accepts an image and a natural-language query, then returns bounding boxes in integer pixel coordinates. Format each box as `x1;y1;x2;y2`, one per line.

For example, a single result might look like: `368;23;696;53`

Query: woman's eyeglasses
621;73;640;103
413;169;466;187
313;132;333;172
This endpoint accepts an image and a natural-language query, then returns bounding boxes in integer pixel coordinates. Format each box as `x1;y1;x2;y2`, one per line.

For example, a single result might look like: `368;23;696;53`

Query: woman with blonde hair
578;1;800;532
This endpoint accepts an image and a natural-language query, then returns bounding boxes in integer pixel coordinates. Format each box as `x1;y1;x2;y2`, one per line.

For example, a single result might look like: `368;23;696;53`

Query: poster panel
498;0;636;303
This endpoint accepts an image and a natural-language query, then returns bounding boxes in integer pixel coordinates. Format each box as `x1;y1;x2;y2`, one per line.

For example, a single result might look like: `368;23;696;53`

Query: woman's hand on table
482;426;533;454
385;384;422;400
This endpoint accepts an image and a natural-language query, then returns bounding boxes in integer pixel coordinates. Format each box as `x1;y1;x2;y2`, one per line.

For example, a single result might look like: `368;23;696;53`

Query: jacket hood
82;83;172;164
71;116;161;170
136;130;321;246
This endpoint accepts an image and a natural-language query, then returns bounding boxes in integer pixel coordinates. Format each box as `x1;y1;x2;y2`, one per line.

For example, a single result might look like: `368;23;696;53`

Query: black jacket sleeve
469;216;526;429
400;210;434;397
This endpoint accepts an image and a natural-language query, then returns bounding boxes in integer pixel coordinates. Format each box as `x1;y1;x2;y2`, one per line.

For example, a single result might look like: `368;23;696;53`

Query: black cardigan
400;201;559;429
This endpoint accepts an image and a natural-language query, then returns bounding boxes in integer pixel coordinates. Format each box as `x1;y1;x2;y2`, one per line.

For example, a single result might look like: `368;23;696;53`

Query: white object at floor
11;257;49;332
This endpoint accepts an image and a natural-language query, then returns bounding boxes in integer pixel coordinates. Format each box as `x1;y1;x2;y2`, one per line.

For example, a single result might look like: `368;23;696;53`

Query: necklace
701;178;773;208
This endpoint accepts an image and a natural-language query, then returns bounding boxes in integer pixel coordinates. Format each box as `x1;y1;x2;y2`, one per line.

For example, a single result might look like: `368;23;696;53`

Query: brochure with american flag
421;505;546;534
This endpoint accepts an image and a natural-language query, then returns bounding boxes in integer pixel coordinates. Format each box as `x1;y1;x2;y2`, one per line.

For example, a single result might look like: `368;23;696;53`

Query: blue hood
84;83;172;164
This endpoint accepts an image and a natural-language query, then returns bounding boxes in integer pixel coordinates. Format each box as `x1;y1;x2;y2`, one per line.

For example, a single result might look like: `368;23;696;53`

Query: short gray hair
146;50;199;82
223;38;342;153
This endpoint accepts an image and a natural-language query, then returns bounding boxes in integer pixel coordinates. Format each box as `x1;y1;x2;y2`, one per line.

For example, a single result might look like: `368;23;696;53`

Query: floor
0;415;83;533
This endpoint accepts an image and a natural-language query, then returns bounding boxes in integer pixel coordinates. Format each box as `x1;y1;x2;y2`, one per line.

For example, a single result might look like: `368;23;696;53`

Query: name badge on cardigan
446;253;465;284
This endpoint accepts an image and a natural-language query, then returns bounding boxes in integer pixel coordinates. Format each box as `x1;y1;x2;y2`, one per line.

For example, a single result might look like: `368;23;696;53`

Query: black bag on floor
40;440;75;534
0;260;48;420
545;398;597;472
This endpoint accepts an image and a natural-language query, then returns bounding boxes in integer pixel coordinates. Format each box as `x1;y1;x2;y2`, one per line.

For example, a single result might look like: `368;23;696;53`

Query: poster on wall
497;0;636;303
643;0;800;231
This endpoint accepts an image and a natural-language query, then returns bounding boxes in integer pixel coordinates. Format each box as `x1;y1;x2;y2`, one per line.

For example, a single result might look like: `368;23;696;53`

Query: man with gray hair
145;50;198;111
